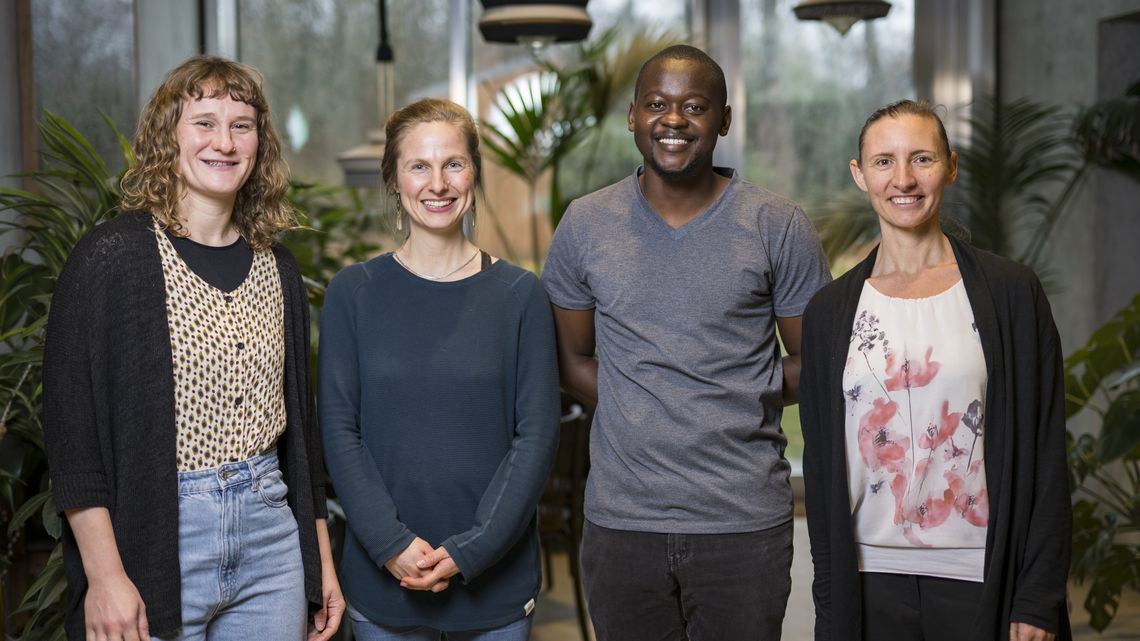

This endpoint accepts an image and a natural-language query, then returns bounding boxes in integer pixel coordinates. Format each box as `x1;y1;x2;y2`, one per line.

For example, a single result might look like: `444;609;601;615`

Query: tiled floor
532;517;1140;641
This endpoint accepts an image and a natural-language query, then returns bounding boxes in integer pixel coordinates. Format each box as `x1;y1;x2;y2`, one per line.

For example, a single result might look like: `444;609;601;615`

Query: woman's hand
84;570;149;641
1010;622;1056;641
400;546;460;593
65;507;148;640
308;519;344;641
384;537;435;581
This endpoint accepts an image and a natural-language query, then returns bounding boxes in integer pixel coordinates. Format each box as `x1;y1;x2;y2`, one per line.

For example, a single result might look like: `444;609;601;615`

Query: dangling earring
394;193;403;231
469;201;477;230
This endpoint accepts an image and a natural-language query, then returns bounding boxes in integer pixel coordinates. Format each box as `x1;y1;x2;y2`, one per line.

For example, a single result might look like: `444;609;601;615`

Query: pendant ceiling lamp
793;0;891;36
478;1;592;53
337;0;396;187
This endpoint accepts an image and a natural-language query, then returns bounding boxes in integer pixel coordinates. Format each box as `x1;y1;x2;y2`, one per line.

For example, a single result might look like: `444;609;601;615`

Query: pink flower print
944;438;968;461
890;472;910;525
885;346;941;391
857;399;910;474
919;401;961;451
947;462;989;528
902;525;931;547
905;486;955;530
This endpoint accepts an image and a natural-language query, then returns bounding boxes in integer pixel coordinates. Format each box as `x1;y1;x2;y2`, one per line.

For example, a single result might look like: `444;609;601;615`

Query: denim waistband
177;450;280;494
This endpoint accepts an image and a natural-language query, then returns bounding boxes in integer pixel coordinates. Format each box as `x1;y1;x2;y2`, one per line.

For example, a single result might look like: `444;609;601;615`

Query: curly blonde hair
120;55;294;251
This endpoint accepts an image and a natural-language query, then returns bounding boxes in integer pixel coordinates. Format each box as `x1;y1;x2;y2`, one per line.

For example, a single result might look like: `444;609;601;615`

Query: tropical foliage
0;112;127;641
1062;77;1140;633
1065;293;1140;632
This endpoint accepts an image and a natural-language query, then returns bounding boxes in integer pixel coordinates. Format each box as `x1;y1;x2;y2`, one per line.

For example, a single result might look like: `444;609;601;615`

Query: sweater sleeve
289;253;328;519
1008;282;1071;633
318;266;415;566
798;296;834;641
440;275;560;581
43;232;112;510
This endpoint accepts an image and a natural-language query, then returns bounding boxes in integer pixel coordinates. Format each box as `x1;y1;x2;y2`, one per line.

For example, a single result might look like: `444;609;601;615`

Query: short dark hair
634;44;727;107
857;99;951;163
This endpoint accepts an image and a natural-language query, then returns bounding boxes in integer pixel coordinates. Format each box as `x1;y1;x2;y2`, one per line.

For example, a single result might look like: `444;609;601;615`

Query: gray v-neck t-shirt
542;168;831;533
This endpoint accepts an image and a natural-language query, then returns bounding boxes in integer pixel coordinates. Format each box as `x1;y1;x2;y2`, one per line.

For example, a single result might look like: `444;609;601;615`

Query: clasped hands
384;536;459;593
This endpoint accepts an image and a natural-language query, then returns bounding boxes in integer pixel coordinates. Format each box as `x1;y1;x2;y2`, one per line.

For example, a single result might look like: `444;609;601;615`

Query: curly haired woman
43;56;342;641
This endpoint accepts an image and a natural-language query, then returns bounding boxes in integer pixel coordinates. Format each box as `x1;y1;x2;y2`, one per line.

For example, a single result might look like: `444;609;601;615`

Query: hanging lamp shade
478;1;592;48
793;0;891;36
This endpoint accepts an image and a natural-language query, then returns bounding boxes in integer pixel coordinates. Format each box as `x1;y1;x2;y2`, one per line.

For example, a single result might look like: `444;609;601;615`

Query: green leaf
8;489;52;536
41;492;62;539
1097;389;1140;463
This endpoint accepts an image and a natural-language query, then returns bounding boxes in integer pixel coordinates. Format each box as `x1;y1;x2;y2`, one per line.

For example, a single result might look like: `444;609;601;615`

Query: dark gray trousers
580;519;794;641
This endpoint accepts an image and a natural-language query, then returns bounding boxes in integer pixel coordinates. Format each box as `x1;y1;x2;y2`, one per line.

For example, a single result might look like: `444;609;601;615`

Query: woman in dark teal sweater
318;98;559;640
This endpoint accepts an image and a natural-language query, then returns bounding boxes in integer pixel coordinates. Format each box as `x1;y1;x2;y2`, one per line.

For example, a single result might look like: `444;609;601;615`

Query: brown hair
381;98;482;193
119;55;293;251
856;99;951;164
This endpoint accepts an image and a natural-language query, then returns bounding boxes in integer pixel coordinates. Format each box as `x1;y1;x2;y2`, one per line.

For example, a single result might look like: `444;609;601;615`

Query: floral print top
843;279;988;582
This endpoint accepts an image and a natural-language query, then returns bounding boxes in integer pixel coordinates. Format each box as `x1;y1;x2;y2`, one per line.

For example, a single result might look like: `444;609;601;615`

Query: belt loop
249;457;259;491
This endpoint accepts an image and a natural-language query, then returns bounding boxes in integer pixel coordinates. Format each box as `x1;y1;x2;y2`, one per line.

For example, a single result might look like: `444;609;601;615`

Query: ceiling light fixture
338;0;395;187
793;0;891;36
478;1;592;54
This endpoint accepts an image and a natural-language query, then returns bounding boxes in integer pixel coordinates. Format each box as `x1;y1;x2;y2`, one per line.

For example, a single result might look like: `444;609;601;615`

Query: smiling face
394;120;476;235
851;113;958;235
175;94;259;210
628;57;731;181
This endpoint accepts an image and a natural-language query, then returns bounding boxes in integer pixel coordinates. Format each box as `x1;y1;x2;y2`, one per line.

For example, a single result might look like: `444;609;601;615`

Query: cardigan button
236;341;245;350
234;396;243;406
224;295;233;303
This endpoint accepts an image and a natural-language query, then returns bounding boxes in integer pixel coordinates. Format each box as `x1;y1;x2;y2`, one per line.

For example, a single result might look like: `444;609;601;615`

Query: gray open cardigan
42;211;328;639
799;235;1072;641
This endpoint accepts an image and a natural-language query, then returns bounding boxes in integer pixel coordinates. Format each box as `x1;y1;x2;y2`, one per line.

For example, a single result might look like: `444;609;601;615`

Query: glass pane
740;0;915;202
240;0;452;184
32;0;136;172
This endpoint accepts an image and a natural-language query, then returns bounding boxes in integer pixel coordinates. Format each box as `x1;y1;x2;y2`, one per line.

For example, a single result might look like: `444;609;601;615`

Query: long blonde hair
120;55;294;251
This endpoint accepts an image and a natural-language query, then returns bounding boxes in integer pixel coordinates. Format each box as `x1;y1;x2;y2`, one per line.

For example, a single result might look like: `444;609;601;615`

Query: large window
240;0;452;185
32;0;136;172
740;0;915;202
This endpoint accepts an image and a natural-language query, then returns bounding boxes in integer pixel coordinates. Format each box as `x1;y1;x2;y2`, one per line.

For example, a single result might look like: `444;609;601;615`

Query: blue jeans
346;604;532;641
156;451;307;640
580;519;794;641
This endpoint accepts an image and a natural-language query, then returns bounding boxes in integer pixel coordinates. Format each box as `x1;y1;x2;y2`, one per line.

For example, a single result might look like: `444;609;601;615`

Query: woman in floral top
800;101;1071;641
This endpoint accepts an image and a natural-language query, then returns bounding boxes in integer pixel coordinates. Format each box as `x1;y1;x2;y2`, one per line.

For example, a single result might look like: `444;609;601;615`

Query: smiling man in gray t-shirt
541;45;831;641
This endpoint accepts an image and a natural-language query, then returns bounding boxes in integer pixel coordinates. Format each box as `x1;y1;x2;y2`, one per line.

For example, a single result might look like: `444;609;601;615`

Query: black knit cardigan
42;211;328;639
799;236;1072;641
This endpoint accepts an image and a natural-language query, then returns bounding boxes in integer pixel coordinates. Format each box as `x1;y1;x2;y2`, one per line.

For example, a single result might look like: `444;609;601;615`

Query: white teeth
891;196;919;204
204;160;236;167
658;137;690;145
423;199;453;208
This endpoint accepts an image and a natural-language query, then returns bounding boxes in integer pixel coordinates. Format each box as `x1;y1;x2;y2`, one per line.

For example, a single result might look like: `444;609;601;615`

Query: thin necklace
393;247;480;281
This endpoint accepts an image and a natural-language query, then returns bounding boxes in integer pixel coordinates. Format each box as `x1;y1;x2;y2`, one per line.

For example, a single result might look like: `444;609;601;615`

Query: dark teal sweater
319;254;559;630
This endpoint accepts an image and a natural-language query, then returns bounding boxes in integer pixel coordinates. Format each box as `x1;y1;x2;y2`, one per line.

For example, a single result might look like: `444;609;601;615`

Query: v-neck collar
632;166;738;240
